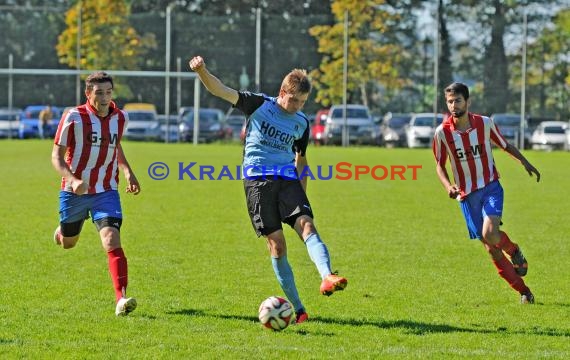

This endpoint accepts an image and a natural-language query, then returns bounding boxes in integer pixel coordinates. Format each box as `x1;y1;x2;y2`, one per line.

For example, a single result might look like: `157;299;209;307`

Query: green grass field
1;140;569;359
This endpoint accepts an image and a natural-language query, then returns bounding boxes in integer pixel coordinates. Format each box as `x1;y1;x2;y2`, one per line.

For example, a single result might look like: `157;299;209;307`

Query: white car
531;121;568;151
124;110;161;141
0;108;20;139
567;125;570;151
123;103;161;141
405;113;443;148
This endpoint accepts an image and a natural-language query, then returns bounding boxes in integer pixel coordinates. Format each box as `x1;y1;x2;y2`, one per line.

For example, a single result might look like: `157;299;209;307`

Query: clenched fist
189;56;205;72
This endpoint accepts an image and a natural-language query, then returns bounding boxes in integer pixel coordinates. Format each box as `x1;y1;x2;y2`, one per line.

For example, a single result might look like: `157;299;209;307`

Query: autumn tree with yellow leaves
56;0;156;99
309;0;405;108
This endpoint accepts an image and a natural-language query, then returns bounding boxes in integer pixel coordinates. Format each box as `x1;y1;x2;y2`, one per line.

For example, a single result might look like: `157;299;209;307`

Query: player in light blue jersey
189;56;347;324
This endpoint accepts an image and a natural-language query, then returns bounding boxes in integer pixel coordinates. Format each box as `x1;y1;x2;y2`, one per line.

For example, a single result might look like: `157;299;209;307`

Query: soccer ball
258;296;293;331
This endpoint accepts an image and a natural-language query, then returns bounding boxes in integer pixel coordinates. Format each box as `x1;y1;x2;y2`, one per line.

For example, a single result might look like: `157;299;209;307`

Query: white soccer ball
258;296;293;331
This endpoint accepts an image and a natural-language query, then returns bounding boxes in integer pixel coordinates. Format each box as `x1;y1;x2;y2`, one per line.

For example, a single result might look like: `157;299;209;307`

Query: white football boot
115;297;137;316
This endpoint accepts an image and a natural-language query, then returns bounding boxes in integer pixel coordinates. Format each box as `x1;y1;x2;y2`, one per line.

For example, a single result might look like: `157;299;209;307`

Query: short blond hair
280;69;311;95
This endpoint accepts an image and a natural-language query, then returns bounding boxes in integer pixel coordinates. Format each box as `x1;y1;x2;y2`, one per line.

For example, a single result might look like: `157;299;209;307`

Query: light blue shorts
59;190;122;223
459;180;504;239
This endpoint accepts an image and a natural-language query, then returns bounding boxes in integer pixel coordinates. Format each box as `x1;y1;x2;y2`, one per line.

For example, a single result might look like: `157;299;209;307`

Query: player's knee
303;220;316;233
60;220;84;249
481;236;502;261
295;215;315;232
269;240;285;256
61;236;79;249
95;217;122;250
296;214;312;224
482;224;500;245
100;229;120;250
266;237;286;257
273;246;286;257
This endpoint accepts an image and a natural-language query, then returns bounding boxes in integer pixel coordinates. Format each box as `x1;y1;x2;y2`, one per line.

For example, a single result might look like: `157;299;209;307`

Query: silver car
380;112;411;148
157;114;179;142
324;104;377;145
178;107;231;143
124;110;161;141
490;113;531;149
405;113;443;148
530;121;568;151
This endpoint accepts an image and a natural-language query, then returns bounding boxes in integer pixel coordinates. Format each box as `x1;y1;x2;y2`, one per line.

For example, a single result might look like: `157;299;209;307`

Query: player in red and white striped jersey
433;82;540;304
55;104;126;194
51;71;140;316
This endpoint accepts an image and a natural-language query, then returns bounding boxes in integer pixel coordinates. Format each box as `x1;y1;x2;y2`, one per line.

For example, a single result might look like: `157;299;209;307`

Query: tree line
0;0;567;120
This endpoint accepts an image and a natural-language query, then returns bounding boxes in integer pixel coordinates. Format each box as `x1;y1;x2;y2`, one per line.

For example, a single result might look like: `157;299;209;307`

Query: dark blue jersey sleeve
234;91;266;116
293;116;310;156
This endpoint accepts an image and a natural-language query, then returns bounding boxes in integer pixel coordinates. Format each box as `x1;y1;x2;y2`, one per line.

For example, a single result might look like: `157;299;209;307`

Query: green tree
0;2;72;107
374;0;429;113
482;0;510;114
56;0;156;99
524;8;570;119
130;0;331;16
437;0;454;112
446;0;566;115
309;0;403;107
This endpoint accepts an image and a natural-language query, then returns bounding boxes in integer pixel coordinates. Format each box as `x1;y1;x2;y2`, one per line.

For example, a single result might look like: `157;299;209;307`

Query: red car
240;121;247;143
311;108;329;145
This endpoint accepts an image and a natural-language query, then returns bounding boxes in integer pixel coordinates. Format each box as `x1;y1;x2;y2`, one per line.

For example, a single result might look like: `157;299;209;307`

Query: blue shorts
59;190;123;224
459;180;504;239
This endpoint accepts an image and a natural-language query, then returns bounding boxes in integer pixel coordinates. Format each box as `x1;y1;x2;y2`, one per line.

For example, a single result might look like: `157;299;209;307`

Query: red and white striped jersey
54;101;128;194
432;113;508;199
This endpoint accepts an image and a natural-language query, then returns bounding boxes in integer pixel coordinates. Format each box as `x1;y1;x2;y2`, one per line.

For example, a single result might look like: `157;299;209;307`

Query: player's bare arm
189;56;239;105
117;145;141;195
504;143;541;182
51;144;87;195
435;162;460;199
295;152;308;192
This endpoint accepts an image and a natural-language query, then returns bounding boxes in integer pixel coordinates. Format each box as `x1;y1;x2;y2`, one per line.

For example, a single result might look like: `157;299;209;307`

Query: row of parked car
308;107;570;150
0;104;247;143
123;104;244;143
0;105;62;139
2;104;568;150
309;105;444;148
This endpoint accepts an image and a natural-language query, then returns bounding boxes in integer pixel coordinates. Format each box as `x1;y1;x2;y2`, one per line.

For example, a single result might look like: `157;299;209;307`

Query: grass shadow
168;308;481;335
314;316;486;335
168;309;208;317
0;339;17;345
168;308;570;337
